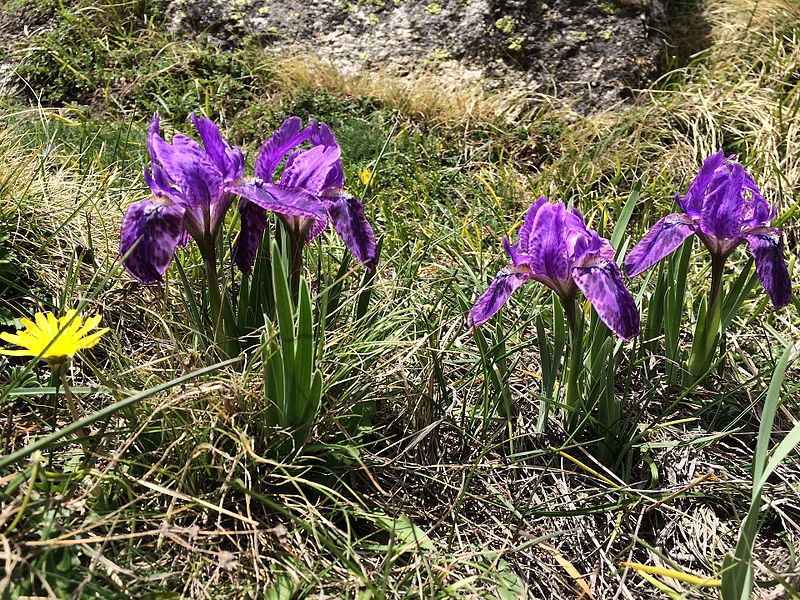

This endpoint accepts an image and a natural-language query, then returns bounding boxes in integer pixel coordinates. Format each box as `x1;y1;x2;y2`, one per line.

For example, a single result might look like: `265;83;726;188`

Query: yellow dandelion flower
358;168;373;187
0;310;109;365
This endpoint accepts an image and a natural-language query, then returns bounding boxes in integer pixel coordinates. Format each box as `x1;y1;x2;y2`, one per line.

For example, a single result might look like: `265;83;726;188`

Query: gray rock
163;0;667;111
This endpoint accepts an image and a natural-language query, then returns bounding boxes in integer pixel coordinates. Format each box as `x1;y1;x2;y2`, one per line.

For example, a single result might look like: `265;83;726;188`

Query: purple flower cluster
232;117;377;275
470;151;792;338
469;197;641;340
624;150;791;308
120;114;378;283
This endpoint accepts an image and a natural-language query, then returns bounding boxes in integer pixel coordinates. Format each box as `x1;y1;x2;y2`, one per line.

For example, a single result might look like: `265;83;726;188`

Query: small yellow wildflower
0;310;109;365
358;168;373;187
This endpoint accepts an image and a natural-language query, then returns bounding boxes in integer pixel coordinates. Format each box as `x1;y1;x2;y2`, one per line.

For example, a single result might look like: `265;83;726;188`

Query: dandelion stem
59;367;90;457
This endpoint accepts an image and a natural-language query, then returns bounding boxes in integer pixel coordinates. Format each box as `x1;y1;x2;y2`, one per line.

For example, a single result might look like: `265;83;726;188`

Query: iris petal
527;201;569;285
280;144;343;195
309;121;338;147
678;150;727;217
573;261;641;340
307;216;329;242
517;196;548;253
149;132;223;213
120;199;186;283
255;117;312;181
326;194;378;269
699;162;746;242
746;227;792;309
468;267;533;331
190;113;244;183
231;181;326;222
231;199;268;276
624;213;696;278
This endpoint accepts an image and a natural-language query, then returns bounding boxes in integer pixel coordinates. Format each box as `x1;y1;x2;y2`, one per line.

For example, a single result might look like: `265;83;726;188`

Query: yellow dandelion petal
0;310;109;364
359;168;373;187
0;348;35;356
34;312;51;336
74;315;102;339
46;312;59;333
77;328;110;350
59;309;81;332
1;332;20;344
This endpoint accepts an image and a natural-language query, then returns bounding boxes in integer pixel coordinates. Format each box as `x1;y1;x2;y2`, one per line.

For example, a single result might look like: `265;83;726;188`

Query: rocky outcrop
165;0;668;110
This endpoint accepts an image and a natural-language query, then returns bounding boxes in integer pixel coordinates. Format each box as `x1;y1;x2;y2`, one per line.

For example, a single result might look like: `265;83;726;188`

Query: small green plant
261;241;323;455
598;1;618;16
425;2;442;15
507;36;525;52
569;30;589;43
495;16;517;34
432;48;452;61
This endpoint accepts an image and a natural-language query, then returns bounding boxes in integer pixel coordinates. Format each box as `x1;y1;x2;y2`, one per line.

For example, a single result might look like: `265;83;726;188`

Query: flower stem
59;367;90;457
202;249;226;355
688;254;726;380
707;254;725;334
288;228;305;305
48;368;59;470
562;294;584;432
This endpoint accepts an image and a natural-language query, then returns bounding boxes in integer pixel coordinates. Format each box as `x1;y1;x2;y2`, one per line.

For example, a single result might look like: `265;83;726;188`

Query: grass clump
6;0;272;122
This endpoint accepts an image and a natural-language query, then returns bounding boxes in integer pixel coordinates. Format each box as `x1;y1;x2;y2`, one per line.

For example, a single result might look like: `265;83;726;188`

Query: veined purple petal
231;181;326;222
120;199;186;283
468;266;533;331
145;115;177;199
741;172;774;229
255;117;312;181
624;213;696;278
678;150;727;217
143;163;176;202
149;132;224;214
232;199;268;276
190;113;244;184
147;114;161;164
309;121;338;148
699;161;746;243
573;260;641;340
565;210;605;264
746;227;792;309
527;201;569;287
307;216;329;242
517;196;549;253
503;237;526;266
326;193;378;269
281;144;343;195
325;160;345;191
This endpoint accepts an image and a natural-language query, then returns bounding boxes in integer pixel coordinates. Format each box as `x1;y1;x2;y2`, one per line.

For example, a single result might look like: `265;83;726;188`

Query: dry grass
271;53;515;126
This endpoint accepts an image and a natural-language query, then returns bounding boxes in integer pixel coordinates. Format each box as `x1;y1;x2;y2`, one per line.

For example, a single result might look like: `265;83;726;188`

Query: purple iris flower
120;113;324;283
624;150;792;308
468;197;641;340
231;116;378;275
